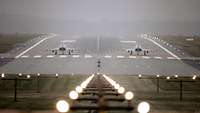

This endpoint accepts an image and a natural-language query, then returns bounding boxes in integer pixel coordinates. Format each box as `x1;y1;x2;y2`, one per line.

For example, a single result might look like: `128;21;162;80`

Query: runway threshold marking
59;55;67;58
104;55;112;58
46;55;54;58
84;54;92;58
15;34;56;59
72;55;80;58
116;55;125;58
33;55;42;58
145;38;181;60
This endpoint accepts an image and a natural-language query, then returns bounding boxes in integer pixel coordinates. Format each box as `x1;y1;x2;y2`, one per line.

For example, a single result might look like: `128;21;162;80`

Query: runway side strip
145;38;181;60
15;34;56;59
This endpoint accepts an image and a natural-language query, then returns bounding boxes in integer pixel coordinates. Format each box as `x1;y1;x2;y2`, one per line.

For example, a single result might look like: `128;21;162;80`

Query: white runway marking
15;34;56;59
104;55;112;58
167;57;176;60
46;55;54;58
154;56;162;59
84;54;92;58
116;55;125;58
72;55;80;58
33;55;42;58
145;38;181;60
129;56;136;59
142;56;150;59
59;55;67;58
21;55;29;58
120;40;136;43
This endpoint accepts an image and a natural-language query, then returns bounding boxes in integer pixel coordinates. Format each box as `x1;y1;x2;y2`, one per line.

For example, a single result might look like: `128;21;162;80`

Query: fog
0;0;200;36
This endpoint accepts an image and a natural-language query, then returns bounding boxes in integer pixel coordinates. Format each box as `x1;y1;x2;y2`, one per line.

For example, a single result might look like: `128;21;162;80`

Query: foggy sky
1;0;200;22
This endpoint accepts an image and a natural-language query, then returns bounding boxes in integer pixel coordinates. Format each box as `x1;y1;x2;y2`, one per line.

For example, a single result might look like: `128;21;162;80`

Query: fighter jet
48;40;76;55
126;44;149;56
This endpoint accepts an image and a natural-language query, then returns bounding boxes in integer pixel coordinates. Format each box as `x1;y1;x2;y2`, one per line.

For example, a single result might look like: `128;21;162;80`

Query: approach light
192;75;197;80
125;91;134;100
1;73;5;78
75;86;83;93
18;73;22;76
174;75;178;78
69;91;79;100
114;84;120;90
56;100;70;113
166;76;170;80
118;87;125;94
37;73;40;76
139;74;142;78
156;75;160;78
137;102;150;113
27;75;31;79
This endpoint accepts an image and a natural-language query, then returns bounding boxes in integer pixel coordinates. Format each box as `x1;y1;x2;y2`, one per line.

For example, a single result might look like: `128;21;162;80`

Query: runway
0;34;199;75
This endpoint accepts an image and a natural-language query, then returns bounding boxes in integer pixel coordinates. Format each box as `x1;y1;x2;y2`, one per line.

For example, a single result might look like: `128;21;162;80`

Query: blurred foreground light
166;76;170;80
56;100;70;113
56;73;59;77
75;86;83;93
125;91;134;100
37;73;40;76
27;75;31;79
174;75;178;78
1;73;5;78
192;75;197;80
18;73;22;76
118;87;125;94
114;84;120;90
138;74;142;78
156;75;160;78
69;91;79;100
137;102;150;113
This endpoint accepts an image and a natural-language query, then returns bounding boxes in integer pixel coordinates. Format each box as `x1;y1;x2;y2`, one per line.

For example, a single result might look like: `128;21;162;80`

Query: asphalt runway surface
0;34;199;75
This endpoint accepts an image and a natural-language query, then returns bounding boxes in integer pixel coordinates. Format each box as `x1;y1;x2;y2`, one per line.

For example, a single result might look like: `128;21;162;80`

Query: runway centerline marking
15;34;56;59
144;37;181;60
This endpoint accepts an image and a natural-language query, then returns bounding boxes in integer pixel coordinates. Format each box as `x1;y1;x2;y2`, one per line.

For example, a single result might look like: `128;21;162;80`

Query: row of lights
56;74;95;113
103;74;150;113
139;74;198;80
103;74;134;101
102;74;133;100
1;73;62;78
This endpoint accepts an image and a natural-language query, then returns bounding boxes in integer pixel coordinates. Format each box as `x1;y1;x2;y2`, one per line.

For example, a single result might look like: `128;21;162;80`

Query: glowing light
174;75;178;78
166;76;170;80
114;84;120;90
192;75;197;80
27;75;31;79
18;73;22;76
156;75;160;78
139;74;142;78
69;91;79;100
125;91;134;100
37;73;40;76
137;102;150;113
76;86;83;93
56;100;70;113
118;87;125;94
1;73;5;78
